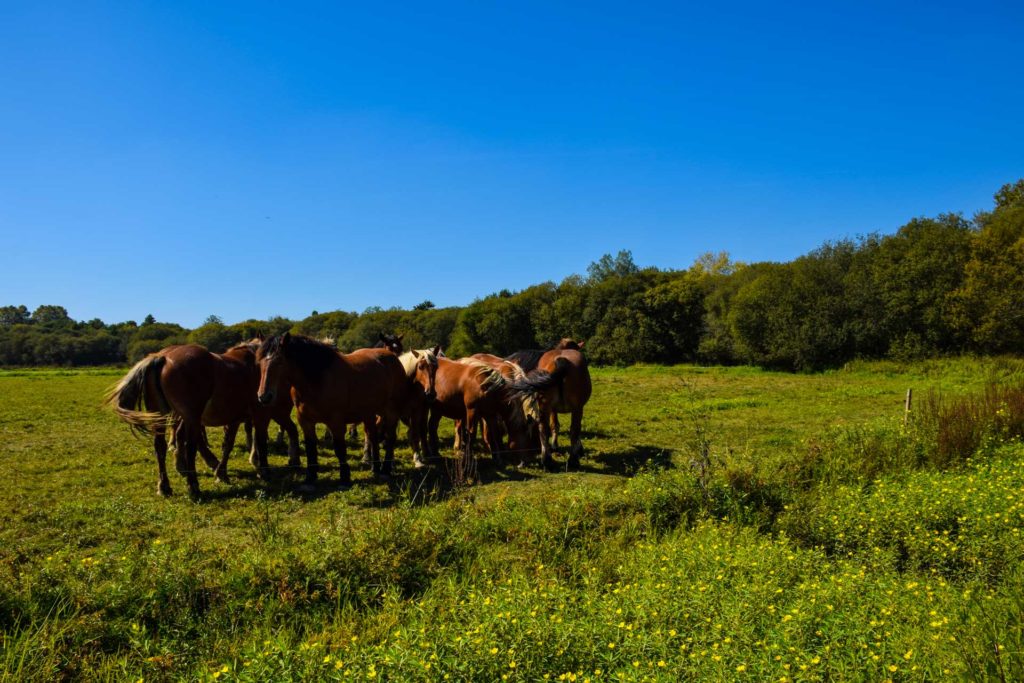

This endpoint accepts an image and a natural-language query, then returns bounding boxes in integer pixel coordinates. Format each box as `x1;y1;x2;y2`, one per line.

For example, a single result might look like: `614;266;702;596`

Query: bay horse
227;339;302;469
256;333;407;490
343;332;405;445
105;342;273;497
506;339;591;470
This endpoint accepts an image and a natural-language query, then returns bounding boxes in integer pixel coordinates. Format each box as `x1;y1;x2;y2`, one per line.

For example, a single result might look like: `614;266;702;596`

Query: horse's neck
288;353;345;400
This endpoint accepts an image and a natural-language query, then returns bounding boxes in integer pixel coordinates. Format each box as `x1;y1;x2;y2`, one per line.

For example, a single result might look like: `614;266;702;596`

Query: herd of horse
105;332;592;497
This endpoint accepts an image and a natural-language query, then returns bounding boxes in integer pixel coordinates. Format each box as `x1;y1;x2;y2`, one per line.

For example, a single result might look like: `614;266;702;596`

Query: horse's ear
432;345;442;357
412;349;421;358
437;347;446;357
396;334;404;342
256;332;264;341
577;340;585;349
282;332;291;345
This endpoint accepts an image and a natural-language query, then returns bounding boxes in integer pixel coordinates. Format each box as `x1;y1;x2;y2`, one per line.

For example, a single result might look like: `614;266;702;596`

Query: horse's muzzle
257;390;276;406
424;389;436;402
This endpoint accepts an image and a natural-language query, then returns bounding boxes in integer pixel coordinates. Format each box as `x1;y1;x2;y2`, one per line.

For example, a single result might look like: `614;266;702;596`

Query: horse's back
338;348;406;415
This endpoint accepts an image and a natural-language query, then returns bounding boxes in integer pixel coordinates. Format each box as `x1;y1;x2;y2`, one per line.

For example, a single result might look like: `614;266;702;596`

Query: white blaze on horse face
257;352;280;405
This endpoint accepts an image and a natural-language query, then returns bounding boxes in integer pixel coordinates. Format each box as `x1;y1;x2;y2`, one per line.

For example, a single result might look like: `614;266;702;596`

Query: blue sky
2;1;1021;327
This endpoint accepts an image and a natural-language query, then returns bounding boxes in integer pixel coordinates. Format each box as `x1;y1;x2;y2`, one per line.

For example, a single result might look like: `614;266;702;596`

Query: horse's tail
104;355;170;435
502;361;541;424
508;357;572;402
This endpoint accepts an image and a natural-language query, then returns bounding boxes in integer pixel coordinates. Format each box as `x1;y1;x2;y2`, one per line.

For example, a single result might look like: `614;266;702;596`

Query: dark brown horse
344;332;406;445
507;339;591;470
106;342;273;496
227;340;302;468
256;333;407;490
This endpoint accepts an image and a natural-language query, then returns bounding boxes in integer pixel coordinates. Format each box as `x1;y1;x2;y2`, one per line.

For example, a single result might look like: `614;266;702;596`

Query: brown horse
453;354;539;463
226;339;302;468
428;357;536;473
397;347;441;467
256;333;407;490
344;332;406;445
506;339;591;470
105;342;273;497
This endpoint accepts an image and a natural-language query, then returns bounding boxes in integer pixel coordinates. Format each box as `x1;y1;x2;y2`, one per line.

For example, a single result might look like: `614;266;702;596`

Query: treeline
2;180;1021;371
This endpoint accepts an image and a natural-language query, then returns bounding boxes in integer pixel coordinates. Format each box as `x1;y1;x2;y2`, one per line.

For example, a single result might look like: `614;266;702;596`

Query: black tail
508;357;571;399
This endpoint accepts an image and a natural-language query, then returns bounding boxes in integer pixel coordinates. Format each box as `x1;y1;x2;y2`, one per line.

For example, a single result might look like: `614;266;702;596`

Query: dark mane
260;334;339;382
504;349;545;371
506;340;585;371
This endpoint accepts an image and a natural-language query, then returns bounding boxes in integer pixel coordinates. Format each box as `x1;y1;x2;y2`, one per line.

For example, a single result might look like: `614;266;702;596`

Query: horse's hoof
157;484;172;497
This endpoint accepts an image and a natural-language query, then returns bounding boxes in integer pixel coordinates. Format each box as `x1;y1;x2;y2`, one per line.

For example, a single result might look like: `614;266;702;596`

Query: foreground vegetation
2;358;1024;681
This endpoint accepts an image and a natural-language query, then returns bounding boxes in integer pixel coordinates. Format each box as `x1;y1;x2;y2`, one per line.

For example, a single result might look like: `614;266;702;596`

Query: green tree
586;250;639;283
32;305;72;327
0;305;30;326
948;196;1024;353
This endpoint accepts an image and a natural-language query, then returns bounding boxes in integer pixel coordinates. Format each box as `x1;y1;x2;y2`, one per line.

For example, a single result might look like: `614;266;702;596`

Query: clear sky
2;1;1021;327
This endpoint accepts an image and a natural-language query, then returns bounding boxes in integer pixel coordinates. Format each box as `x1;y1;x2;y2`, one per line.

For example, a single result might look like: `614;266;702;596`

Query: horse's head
410;347;440;402
255;333;290;405
379;332;404;355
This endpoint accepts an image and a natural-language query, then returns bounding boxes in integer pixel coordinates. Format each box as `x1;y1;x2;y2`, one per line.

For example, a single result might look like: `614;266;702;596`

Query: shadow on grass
197;441;671;504
581;444;674;476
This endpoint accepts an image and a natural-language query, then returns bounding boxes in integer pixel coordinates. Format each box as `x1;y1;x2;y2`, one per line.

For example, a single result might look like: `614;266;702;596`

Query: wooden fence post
903;388;913;427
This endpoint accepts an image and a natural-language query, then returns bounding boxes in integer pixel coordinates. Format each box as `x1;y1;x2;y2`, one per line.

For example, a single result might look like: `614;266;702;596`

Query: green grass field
2;359;1024;681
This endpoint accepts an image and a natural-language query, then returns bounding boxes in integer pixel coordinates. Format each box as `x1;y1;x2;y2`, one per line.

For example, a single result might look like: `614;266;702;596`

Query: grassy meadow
2;359;1024;681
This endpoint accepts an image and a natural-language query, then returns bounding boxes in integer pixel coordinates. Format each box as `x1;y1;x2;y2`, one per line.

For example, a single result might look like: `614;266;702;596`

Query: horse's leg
567;408;584;470
551;412;561;451
243;420;253;454
361;419;376;465
329;420;353;488
537;409;557;472
279;417;302;468
483;416;503;465
410;408;428;469
380;416;398;477
154;423;172;496
428;409;442;462
453;418;463;451
322;428;334;448
347;423;359;441
251;418;271;479
298;421;319;492
176;421;202;498
194;427;221;474
216;423;239;484
274;425;285;449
